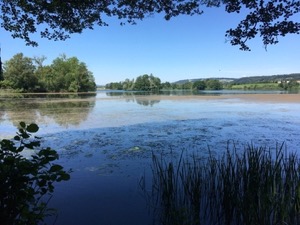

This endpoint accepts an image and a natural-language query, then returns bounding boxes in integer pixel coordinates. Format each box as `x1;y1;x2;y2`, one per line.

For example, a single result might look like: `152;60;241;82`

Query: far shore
1;90;299;103
118;93;300;104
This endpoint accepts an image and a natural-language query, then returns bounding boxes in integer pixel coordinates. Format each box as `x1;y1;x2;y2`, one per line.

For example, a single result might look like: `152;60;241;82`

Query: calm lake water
1;91;300;225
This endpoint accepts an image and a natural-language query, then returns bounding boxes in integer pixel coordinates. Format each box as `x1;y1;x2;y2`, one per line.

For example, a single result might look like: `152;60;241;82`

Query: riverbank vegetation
142;144;300;225
105;74;224;91
106;73;300;92
229;82;282;90
0;53;96;93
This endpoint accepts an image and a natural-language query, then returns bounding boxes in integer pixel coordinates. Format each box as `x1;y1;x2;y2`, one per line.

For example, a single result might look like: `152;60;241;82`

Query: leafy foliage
193;80;206;90
232;73;300;84
278;80;300;90
225;0;300;50
134;74;161;91
106;74;161;91
2;53;37;91
0;0;207;47
205;79;223;90
106;75;225;91
0;1;299;50
1;53;96;92
48;54;96;92
166;79;223;90
0;122;71;225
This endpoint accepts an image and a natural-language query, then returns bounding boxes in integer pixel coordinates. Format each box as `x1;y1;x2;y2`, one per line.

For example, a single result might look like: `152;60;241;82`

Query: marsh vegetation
143;144;300;225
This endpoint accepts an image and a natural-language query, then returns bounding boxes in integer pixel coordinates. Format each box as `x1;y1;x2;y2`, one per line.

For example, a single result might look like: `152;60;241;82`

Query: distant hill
173;73;300;84
173;78;235;84
232;73;300;84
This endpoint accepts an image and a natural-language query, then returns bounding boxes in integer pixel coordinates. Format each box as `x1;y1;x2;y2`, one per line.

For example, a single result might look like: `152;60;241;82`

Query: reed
144;143;300;225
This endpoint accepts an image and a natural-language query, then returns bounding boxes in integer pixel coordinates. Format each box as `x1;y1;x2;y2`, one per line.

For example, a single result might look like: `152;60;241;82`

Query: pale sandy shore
117;93;300;103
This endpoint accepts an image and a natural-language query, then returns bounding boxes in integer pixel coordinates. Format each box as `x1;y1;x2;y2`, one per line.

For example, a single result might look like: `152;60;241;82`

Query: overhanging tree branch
0;0;299;50
225;0;300;50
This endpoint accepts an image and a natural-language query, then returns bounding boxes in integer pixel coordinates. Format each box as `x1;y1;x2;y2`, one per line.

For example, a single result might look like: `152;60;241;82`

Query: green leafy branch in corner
0;122;71;225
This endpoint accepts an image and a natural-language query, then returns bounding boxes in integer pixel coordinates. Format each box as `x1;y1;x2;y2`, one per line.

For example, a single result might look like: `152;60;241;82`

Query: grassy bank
228;83;280;90
142;144;300;225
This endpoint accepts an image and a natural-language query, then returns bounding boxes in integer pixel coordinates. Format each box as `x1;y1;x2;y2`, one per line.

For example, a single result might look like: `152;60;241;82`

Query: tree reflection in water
0;93;96;128
106;91;161;106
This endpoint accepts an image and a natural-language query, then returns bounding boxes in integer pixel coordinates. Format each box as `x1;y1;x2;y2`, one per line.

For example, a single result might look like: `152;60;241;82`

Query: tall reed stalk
143;144;300;225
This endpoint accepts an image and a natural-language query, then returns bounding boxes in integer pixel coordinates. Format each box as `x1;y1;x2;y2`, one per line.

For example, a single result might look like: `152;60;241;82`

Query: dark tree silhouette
0;0;299;50
0;46;3;81
225;0;300;50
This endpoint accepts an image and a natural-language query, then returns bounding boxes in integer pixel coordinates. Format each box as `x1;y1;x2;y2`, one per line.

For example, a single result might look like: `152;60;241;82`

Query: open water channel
1;90;300;225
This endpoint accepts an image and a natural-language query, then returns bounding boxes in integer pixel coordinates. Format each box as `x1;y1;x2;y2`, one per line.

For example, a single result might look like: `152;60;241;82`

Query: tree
0;1;299;50
3;53;37;91
46;54;96;92
133;74;161;91
278;80;300;90
193;80;206;90
35;64;54;92
205;79;223;90
161;81;172;90
33;55;50;91
1;53;96;92
149;74;161;91
225;0;300;50
122;78;135;90
182;81;194;90
105;81;123;90
134;74;151;91
0;47;3;81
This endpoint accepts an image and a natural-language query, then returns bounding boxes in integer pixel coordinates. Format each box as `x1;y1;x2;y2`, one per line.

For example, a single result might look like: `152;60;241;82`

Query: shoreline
0;91;299;103
116;93;300;103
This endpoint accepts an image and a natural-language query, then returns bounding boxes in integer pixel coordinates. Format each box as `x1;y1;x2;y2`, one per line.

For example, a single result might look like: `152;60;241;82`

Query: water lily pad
129;146;141;151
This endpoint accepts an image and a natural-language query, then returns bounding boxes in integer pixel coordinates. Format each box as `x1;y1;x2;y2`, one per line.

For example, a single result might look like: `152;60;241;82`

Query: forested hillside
232;73;300;84
173;78;234;85
173;73;300;85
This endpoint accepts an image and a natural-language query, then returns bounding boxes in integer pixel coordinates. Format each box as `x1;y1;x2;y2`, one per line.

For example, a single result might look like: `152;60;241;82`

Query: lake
1;91;300;225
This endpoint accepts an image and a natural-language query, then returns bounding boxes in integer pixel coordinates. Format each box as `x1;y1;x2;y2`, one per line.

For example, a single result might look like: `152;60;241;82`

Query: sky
1;7;300;85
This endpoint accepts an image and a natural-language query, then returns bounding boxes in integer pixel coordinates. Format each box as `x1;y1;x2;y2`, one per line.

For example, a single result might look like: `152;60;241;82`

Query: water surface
1;91;300;225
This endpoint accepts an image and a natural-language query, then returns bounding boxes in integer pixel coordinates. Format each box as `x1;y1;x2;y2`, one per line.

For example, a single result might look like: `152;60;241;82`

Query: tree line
105;74;223;91
0;53;96;92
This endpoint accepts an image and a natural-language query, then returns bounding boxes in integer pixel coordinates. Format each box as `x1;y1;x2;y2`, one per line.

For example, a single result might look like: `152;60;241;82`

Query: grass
141;144;300;225
229;83;280;90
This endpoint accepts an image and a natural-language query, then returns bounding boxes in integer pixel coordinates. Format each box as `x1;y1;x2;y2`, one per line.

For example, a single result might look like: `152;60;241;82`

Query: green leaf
25;143;34;149
25;141;40;149
58;173;71;181
19;121;26;128
14;135;21;141
27;123;39;133
21;132;30;139
16;146;25;152
49;164;63;172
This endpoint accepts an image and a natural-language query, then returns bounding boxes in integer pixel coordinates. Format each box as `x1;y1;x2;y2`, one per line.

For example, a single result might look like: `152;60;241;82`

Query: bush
0;122;71;225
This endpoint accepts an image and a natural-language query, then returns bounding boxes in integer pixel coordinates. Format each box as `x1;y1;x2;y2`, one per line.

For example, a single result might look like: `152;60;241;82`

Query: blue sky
1;7;300;85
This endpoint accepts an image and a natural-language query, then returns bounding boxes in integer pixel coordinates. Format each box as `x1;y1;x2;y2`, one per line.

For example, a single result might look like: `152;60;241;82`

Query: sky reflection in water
1;91;300;225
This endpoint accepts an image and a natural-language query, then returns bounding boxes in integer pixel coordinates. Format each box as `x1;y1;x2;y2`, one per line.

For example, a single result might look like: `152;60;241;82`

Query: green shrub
0;122;71;225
